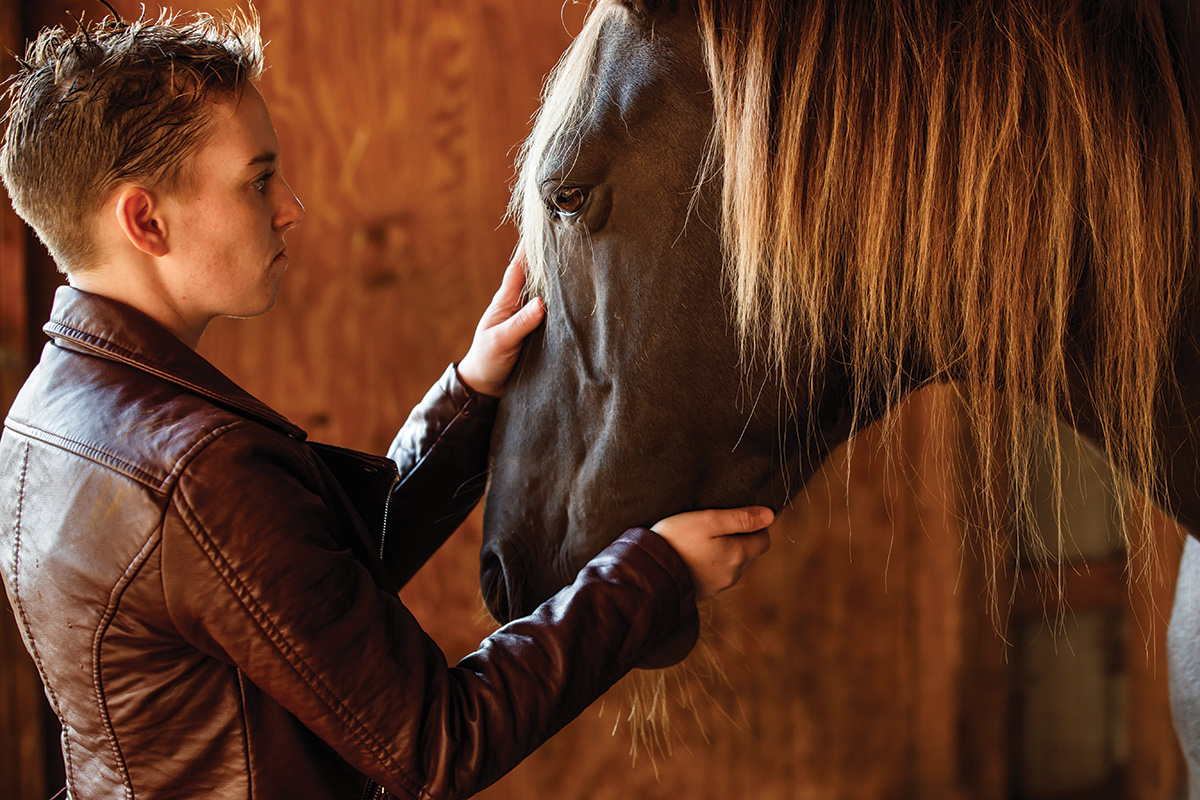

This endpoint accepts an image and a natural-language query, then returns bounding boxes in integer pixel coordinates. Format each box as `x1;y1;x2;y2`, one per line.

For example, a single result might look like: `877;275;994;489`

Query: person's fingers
724;530;769;591
652;506;773;538
700;506;773;536
512;296;545;335
476;256;531;334
730;506;774;535
489;296;545;353
488;248;529;317
650;506;774;600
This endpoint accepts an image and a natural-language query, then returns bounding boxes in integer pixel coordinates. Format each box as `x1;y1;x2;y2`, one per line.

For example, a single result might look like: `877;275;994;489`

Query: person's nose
275;177;306;232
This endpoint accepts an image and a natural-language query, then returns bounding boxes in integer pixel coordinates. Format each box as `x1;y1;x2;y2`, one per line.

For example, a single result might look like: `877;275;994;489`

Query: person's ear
113;185;169;257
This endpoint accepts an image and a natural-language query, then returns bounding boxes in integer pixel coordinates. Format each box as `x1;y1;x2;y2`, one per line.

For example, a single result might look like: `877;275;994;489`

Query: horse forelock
511;1;630;301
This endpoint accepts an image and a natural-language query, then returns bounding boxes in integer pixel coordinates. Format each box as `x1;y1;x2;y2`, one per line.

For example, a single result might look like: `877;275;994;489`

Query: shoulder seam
5;418;164;488
164;420;256;486
3;418;251;494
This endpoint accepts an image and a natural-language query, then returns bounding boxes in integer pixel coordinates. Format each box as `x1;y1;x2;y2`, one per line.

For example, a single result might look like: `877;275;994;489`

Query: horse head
480;2;858;665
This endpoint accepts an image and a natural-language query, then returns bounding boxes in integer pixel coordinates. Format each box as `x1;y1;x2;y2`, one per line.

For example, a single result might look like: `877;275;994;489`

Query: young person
0;10;772;799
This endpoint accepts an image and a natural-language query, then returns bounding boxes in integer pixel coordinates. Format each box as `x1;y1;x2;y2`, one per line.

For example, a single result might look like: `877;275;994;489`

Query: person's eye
547;186;588;217
253;171;275;193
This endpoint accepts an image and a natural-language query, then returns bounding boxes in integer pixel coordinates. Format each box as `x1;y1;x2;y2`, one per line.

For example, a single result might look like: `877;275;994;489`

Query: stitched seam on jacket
5;418;166;489
45;324;299;435
9;443;78;793
92;524;165;800
164;420;249;485
45;323;172;371
390;367;471;492
172;461;426;799
45;323;218;403
393;411;492;536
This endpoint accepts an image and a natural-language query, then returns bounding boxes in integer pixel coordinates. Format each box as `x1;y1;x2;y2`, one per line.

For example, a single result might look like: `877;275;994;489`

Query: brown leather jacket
0;288;698;800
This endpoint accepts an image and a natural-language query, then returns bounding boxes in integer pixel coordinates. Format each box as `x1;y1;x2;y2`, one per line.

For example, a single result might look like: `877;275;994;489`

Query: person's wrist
456;355;503;398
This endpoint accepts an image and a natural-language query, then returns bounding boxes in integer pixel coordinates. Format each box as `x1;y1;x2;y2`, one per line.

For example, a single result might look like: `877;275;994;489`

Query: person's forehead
198;87;279;164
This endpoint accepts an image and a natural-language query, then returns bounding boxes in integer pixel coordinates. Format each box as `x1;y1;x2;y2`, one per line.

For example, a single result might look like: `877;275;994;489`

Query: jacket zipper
361;779;387;800
360;471;401;800
379;473;400;560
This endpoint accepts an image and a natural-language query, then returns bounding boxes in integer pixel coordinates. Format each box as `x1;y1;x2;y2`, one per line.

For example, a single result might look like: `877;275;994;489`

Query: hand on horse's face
652;506;774;601
457;244;545;397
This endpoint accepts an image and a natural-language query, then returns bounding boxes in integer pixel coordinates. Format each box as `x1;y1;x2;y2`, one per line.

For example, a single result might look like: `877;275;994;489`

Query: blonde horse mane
513;0;1200;595
699;0;1199;587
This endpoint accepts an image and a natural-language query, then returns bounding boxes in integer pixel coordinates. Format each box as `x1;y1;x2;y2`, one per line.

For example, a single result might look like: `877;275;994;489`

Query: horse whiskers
467;584;745;770
597;598;744;769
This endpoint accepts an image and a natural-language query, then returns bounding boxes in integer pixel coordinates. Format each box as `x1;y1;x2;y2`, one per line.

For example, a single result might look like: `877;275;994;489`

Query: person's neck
67;264;206;349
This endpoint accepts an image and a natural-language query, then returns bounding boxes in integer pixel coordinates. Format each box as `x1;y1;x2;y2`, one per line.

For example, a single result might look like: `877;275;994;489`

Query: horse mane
697;0;1199;582
514;0;1200;587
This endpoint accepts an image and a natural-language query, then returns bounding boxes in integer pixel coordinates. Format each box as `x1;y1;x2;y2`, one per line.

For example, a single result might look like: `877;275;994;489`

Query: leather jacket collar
42;286;307;441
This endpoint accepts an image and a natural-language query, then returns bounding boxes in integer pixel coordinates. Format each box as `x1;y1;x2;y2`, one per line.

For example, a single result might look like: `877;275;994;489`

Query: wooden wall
0;2;1186;798
1;1;49;797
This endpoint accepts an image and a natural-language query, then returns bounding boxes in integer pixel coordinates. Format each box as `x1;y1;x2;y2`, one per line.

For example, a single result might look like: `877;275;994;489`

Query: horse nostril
479;549;514;624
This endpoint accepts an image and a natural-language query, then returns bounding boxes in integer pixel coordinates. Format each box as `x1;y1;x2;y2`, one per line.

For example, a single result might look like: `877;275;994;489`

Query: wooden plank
0;0;47;797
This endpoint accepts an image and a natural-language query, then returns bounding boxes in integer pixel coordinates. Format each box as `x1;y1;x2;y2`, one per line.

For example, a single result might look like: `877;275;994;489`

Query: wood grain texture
0;0;47;797
0;0;24;409
0;2;1184;798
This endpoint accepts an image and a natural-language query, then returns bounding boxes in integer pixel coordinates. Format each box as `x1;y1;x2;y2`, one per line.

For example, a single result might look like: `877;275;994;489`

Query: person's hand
651;506;773;601
457;245;545;397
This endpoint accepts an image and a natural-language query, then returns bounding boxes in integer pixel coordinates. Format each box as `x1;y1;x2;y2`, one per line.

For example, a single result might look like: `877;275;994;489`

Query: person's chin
256;285;282;317
257;270;285;313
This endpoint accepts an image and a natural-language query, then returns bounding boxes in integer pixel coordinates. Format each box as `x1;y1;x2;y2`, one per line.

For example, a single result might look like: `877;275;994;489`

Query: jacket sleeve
161;422;697;800
384;364;499;585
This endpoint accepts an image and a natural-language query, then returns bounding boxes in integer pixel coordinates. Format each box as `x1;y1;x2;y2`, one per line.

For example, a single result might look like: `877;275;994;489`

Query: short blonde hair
1;8;263;272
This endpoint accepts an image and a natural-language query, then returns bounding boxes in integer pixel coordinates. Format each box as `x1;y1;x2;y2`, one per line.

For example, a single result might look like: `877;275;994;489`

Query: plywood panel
0;0;47;796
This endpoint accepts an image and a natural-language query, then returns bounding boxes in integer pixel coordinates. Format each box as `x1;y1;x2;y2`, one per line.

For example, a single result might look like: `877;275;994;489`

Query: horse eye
548;187;588;217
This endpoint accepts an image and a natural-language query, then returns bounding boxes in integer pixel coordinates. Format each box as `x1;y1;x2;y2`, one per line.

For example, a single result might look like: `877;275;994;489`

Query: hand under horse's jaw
479;533;701;668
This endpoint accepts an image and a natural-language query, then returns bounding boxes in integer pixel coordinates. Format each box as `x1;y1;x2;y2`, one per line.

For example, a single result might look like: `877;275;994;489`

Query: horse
480;0;1200;784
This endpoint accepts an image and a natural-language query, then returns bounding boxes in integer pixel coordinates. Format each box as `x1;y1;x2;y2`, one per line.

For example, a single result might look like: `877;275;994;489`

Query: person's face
160;86;304;330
